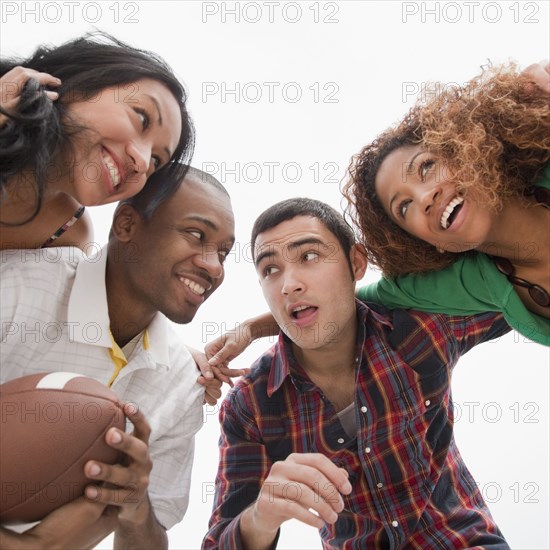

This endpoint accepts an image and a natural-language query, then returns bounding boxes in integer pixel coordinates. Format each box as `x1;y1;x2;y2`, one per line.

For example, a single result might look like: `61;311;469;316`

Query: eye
303;251;319;262
151;156;162;171
218;249;230;264
398;199;412;219
262;265;280;277
419;159;436;181
134;108;150;130
188;230;203;240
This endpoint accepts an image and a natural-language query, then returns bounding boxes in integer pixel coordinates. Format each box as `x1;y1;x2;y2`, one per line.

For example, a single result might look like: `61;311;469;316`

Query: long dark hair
0;32;194;224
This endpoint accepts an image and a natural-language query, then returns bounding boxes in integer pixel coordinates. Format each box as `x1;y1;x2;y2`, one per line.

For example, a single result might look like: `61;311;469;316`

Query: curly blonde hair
343;63;550;277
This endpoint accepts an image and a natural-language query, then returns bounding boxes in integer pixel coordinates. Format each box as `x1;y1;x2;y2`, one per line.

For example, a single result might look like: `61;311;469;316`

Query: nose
281;268;304;296
126;141;151;176
194;245;224;281
418;185;441;214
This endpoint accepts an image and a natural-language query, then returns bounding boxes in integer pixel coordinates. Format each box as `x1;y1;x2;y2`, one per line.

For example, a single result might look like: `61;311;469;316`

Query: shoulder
384;307;507;364
534;162;550;189
1;247;83;294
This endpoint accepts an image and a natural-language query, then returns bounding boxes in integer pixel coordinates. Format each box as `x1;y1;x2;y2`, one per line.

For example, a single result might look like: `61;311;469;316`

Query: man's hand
83;403;152;524
239;453;352;549
188;345;249;404
0;498;117;550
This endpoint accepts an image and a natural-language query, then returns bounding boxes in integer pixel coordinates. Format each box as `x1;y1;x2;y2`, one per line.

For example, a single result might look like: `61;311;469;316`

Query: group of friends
0;33;548;550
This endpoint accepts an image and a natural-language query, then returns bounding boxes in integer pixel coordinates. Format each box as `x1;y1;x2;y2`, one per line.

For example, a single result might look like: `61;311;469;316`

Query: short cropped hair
251;197;356;265
119;165;228;222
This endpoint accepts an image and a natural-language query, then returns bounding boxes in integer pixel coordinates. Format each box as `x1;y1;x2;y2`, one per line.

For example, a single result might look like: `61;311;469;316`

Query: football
0;372;126;524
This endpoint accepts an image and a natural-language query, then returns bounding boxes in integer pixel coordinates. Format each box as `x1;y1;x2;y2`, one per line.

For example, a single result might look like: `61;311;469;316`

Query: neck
291;314;358;379
478;198;549;267
105;250;155;348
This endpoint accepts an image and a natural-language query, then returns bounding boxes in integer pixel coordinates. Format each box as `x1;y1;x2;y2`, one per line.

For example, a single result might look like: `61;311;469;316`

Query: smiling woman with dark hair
0;32;194;250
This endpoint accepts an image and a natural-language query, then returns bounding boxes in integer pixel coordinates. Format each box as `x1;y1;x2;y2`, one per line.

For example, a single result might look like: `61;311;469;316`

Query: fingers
252;453;352;533
217;365;251;378
84;425;151;508
1;66;61;108
287;453;352;495
205;341;230;367
124;402;150;445
198;376;223;405
188;345;214;380
206;325;253;366
206;344;241;367
520;60;550;93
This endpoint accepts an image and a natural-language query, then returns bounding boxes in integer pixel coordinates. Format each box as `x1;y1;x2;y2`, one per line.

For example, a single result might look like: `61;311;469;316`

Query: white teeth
440;196;464;229
179;277;206;295
101;150;120;188
292;305;310;313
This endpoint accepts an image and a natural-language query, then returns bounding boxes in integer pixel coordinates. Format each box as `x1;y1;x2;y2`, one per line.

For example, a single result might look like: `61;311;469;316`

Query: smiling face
119;178;235;325
58;78;182;206
254;216;366;353
375;144;496;253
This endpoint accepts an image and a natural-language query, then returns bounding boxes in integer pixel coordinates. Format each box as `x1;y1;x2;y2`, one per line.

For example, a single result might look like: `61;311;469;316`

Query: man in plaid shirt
203;198;510;549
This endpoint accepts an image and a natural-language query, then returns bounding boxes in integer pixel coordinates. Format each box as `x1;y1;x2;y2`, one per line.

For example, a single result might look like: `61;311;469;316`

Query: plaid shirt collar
267;300;393;397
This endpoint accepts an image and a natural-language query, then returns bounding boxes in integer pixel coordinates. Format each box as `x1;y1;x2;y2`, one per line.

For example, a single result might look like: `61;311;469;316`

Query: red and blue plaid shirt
203;301;510;549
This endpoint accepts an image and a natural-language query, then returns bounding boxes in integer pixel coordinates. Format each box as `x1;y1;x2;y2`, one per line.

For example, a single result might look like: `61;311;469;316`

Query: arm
205;312;279;367
358;255;502;314
0;498;117;550
83;404;167;550
202;395;351;549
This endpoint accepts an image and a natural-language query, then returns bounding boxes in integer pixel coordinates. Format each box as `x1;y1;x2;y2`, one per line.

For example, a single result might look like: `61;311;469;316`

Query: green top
358;164;550;346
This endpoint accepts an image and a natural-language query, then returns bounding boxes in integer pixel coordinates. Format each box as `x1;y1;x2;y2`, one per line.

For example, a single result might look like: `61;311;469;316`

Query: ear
110;204;141;243
349;243;368;281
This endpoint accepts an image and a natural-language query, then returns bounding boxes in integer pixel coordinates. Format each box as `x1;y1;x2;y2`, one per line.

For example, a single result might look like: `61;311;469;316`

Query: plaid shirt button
392;520;399;527
360;406;367;413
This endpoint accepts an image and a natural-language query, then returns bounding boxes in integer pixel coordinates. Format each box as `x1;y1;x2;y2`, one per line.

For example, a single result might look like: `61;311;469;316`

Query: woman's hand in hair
520;60;550;94
0;66;61;126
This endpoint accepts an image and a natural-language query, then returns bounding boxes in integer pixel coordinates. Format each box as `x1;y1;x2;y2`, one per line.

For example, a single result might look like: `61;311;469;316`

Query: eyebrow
147;95;163;126
389;150;424;215
146;94;173;161
254;237;325;267
187;215;235;246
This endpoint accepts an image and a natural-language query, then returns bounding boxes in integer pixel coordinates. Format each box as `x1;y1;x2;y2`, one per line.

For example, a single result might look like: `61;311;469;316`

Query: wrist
118;497;151;527
241;320;257;343
240;504;278;543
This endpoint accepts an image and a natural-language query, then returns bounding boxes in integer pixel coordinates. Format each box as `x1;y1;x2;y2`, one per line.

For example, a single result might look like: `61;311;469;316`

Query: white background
2;1;549;548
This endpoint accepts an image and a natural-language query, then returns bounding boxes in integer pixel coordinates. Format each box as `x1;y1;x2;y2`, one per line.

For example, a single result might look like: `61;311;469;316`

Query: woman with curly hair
0;33;194;250
343;61;549;346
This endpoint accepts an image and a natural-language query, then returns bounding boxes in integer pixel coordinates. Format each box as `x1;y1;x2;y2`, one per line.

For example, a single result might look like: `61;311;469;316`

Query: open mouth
178;276;206;296
291;305;318;319
101;149;121;190
440;196;464;229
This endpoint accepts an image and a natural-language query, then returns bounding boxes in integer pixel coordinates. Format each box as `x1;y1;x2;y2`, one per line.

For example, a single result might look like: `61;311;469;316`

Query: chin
163;310;196;325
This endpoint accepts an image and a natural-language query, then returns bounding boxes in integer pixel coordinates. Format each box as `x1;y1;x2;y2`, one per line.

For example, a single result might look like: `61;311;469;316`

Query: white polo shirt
0;246;204;530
